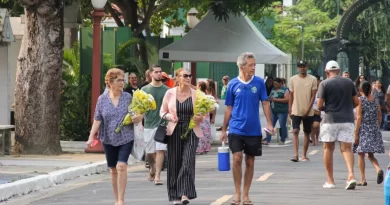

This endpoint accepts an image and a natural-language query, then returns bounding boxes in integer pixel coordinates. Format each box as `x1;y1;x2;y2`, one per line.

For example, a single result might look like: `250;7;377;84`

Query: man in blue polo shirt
220;52;274;205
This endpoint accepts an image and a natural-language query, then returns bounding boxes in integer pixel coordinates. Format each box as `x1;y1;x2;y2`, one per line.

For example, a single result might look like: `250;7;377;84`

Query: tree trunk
137;33;149;70
14;0;64;154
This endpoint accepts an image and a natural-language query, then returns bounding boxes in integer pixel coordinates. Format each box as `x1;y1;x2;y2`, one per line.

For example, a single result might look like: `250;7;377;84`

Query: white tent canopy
159;11;289;64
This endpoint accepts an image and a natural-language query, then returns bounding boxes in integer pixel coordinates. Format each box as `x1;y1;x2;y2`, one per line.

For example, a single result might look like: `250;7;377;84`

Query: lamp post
297;25;304;60
187;8;200;85
85;0;107;153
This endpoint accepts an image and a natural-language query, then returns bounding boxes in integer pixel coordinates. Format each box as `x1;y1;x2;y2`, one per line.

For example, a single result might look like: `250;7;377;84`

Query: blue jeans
382;113;388;131
265;112;288;143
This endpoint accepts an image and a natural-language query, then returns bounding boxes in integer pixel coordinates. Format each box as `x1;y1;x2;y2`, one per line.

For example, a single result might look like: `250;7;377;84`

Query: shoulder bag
154;113;169;144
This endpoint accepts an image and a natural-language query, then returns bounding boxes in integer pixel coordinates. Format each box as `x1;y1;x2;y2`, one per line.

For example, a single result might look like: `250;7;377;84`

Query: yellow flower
181;89;218;140
115;89;157;133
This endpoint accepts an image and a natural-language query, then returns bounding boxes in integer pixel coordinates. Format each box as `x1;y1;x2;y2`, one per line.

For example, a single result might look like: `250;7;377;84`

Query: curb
0;161;108;202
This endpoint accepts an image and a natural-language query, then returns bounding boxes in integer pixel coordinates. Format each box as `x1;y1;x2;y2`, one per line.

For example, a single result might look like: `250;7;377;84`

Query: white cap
325;60;340;71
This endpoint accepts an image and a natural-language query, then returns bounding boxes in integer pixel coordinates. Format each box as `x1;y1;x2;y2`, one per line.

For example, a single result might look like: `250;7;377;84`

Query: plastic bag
210;124;216;142
131;121;145;160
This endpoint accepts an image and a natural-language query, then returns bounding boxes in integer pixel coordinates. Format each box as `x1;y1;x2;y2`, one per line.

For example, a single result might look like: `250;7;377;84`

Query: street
7;142;387;205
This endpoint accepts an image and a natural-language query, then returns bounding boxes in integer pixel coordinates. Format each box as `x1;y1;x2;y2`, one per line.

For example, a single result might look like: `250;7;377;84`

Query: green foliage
313;0;357;18
268;0;340;59
116;37;158;77
0;0;24;16
351;1;390;75
60;42;92;141
60;42;113;141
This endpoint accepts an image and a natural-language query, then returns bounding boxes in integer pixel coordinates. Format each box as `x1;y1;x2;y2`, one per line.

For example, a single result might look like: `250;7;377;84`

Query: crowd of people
84;51;390;205
262;60;389;190
86;64;224;205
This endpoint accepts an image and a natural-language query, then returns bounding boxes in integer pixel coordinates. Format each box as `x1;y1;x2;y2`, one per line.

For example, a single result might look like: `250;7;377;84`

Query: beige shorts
144;128;167;153
319;123;354;143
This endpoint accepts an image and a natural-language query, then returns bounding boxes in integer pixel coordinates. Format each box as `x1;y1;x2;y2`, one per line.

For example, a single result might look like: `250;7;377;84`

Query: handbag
154;113;169;144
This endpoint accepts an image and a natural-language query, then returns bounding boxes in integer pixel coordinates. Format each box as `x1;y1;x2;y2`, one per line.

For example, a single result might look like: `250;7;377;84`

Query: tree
102;0;278;72
269;0;340;60
349;0;390;82
0;0;23;16
14;0;64;154
7;0;276;154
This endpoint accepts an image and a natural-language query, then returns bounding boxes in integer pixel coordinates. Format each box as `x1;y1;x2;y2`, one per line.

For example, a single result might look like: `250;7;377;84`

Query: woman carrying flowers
86;68;143;205
160;68;204;205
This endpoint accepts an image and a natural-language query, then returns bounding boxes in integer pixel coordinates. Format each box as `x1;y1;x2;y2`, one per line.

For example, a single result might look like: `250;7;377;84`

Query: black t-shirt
317;76;357;123
124;86;138;96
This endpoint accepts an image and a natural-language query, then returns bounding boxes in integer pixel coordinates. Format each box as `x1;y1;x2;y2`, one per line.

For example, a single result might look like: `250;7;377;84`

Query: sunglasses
181;74;192;78
113;78;125;83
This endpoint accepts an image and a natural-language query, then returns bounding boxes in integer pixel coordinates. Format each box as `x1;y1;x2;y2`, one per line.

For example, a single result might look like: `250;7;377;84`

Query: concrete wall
7;39;21;111
0;46;10;124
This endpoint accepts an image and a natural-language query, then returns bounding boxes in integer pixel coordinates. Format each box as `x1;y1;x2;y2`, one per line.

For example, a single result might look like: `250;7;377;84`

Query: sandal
357;181;367;186
377;169;384;184
301;157;310;162
290;156;299;162
181;196;189;205
243;201;254;205
230;200;241;205
155;180;163;185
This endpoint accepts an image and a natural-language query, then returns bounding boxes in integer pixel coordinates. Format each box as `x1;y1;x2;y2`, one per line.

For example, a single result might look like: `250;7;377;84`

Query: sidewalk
0;142;139;202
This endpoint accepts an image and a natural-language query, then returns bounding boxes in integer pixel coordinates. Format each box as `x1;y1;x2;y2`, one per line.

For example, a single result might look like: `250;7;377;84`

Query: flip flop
230;200;241;205
155;180;163;185
357;181;367;186
301;157;310;162
290;156;299;162
243;201;254;205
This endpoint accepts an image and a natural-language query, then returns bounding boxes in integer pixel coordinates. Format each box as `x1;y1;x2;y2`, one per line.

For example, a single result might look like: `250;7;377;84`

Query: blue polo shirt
225;76;268;137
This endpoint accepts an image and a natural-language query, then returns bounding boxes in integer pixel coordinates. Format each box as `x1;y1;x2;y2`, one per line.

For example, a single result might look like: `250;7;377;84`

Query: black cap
297;60;307;67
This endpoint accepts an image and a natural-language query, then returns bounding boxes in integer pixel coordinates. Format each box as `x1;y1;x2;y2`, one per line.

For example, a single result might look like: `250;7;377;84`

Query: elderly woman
160;68;204;205
86;68;143;205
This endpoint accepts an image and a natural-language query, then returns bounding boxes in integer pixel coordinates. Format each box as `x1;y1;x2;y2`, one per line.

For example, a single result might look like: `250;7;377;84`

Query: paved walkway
7;140;388;205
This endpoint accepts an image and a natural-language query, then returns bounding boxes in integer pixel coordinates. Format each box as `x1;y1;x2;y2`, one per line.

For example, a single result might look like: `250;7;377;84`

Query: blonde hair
175;68;190;85
105;68;124;88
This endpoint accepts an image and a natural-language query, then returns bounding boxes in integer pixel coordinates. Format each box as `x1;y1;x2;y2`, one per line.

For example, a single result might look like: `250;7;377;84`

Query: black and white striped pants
167;122;199;201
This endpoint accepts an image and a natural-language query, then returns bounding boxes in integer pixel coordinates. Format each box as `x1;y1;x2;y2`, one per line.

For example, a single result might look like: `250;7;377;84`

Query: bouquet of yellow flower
115;89;156;133
181;89;219;140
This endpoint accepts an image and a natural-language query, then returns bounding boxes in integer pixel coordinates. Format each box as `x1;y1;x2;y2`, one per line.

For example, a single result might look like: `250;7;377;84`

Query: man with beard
288;60;317;162
141;65;169;185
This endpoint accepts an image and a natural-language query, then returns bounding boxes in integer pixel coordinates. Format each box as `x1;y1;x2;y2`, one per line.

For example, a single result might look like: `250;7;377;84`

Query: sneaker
345;180;357;190
323;182;336;189
278;142;285;145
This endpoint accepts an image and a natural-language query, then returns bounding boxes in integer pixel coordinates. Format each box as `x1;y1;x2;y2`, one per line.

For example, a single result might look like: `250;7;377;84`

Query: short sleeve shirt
269;87;288;113
225;76;268;136
288;74;317;116
94;91;134;146
317;76;356;123
141;84;169;129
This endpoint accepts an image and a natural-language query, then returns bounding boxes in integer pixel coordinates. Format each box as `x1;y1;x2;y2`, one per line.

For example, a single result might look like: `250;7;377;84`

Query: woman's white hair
237;52;256;67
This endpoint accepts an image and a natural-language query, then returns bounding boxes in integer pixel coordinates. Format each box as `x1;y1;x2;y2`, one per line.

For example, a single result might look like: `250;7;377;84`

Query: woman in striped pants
160;68;205;205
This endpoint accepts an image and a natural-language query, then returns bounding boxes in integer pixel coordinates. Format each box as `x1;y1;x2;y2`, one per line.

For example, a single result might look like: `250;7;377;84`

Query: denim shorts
103;141;134;168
